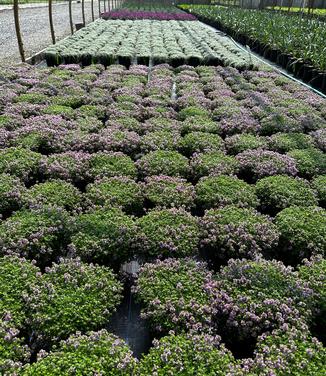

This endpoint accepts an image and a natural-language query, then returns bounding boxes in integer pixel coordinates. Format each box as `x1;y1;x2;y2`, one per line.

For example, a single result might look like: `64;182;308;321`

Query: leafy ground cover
266;6;326;16
0;62;325;374
44;19;257;69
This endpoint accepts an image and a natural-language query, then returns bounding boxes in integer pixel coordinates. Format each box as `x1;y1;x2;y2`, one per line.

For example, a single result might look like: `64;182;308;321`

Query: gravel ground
0;1;106;65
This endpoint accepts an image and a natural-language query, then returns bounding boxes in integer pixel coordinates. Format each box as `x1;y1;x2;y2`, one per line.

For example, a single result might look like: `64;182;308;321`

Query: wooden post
99;0;101;17
49;0;56;44
13;0;25;62
91;0;95;21
69;0;74;34
82;0;86;25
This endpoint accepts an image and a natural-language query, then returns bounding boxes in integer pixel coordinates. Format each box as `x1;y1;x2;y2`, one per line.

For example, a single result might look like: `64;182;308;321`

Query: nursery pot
75;23;84;31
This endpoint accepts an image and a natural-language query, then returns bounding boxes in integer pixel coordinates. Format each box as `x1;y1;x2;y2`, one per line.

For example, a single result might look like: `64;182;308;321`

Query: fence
13;0;124;62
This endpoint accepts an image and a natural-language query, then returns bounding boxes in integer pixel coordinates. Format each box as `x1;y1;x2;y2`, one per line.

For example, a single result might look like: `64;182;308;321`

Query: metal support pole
13;0;25;62
99;0;101;17
49;0;56;44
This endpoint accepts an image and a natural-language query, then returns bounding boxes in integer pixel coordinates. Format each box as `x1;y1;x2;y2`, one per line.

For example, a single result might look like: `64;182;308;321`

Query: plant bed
0;63;325;373
44;19;257;70
179;5;326;93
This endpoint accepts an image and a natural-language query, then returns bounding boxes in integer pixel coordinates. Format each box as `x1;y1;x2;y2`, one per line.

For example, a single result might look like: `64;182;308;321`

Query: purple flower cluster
101;10;197;21
0;62;325;373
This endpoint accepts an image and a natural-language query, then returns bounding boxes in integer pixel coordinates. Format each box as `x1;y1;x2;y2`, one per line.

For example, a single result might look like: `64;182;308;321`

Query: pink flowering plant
208;258;314;344
20;330;137;375
21;180;82;212
287;148;326;178
312;175;326;207
191;151;239;180
275;206;326;264
236;149;298;182
267;132;315;153
133;258;214;333
88;152;137;179
85;176;143;214
0;174;26;216
200;206;279;262
70;208;138;266
0;256;39;329
0;147;42;183
196;175;259;210
0;206;72;265
140;130;182;154
142;175;196;209
26;258;123;345
136;150;189;178
225;134;267;155
0;318;30;374
137;208;200;259
243;325;325;375
136;333;242;376
179;132;224;156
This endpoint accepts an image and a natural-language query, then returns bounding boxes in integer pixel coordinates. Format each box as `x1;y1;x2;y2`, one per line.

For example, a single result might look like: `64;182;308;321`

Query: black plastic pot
75;23;84;31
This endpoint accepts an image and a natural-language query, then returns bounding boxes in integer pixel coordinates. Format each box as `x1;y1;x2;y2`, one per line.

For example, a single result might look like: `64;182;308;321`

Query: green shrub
42;105;75;119
136;333;241;376
85;176;143;213
275;206;326;263
19;330;136;375
0;147;42;183
0;173;26;215
137;208;200;259
70;208;138;265
178;106;210;121
22;180;82;212
268;132;315;153
0;206;71;264
225;134;267;155
256;175;318;214
312;175;326;207
28;258;123;344
50;94;85;108
179;132;224;156
13;93;48;104
89;152;137;179
200;206;279;261
77;104;106;120
142;175;195;209
287;148;326;178
0;256;39;328
196;175;259;210
259;113;298;135
134;258;213;333
190;151;239;179
136;150;189;178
